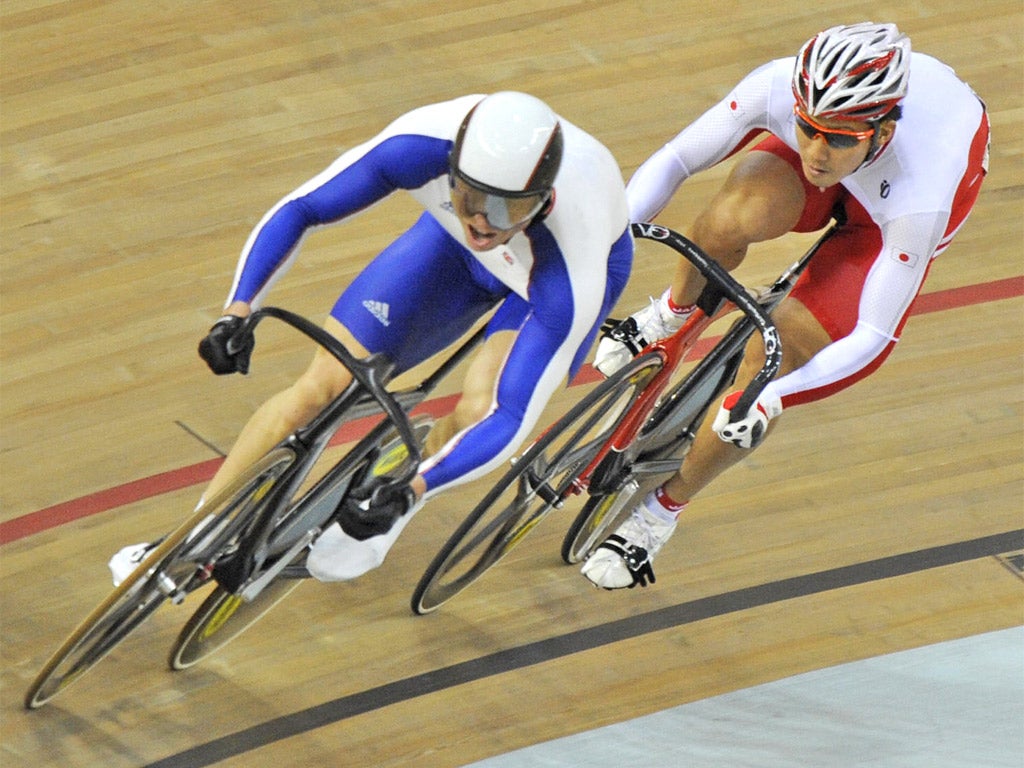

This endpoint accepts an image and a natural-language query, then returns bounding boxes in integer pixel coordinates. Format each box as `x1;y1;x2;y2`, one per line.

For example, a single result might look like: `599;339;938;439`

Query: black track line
144;528;1023;768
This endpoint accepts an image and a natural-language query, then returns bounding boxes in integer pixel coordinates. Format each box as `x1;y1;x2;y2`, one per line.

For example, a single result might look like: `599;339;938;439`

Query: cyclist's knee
290;318;366;407
453;390;492;430
422;391;492;457
689;203;748;269
448;329;513;432
692;154;804;263
771;299;832;373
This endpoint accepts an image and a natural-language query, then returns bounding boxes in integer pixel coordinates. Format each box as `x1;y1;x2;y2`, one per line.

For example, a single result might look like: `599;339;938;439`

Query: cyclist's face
794;111;892;188
450;176;545;251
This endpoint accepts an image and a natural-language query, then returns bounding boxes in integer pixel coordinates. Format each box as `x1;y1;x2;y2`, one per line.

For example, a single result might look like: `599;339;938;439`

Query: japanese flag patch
889;248;921;268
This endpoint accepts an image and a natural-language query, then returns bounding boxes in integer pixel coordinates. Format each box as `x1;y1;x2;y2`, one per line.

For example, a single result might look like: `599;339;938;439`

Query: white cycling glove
712;389;783;449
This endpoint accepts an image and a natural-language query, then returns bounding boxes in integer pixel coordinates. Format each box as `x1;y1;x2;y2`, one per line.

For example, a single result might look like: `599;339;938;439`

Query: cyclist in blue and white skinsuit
108;92;632;585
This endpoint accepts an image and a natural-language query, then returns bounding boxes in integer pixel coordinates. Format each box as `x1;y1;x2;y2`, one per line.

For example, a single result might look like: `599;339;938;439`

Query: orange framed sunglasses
793;106;875;149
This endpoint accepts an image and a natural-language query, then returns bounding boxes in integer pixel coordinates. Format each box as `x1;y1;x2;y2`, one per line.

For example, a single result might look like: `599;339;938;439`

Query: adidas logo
362;300;391;326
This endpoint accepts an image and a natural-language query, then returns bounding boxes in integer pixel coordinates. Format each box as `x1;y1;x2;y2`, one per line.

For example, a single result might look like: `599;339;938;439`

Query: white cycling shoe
307;499;424;582
108;541;161;587
107;512;212;587
594;288;692;377
581;495;678;589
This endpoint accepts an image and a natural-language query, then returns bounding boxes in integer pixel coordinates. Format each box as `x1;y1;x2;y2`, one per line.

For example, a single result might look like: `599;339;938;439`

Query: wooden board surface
2;2;1021;766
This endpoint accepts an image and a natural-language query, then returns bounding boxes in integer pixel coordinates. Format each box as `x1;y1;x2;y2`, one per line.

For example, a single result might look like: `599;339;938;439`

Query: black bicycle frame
211;308;485;592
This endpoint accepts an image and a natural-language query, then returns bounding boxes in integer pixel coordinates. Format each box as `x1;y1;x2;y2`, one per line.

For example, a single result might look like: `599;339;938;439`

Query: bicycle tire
411;355;663;614
169;579;304;670
168;415;434;669
24;448;296;709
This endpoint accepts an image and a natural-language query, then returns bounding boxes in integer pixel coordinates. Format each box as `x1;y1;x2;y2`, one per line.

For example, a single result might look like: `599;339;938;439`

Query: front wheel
411;354;663;614
24;520;205;709
24;449;296;709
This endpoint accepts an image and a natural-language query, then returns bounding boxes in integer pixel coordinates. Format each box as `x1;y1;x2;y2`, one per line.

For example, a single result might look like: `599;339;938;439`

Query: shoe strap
599;317;648;356
596;535;657;588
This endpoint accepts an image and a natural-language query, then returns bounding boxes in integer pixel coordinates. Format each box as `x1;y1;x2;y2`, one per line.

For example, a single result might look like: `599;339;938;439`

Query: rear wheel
411;355;663;614
24;542;193;709
562;338;749;565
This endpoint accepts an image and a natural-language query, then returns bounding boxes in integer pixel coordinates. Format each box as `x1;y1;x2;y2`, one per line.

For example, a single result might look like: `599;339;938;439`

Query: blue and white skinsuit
224;94;633;501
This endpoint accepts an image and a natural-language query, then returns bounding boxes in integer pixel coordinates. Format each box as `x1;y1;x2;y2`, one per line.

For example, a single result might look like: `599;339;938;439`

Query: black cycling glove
339;476;417;540
198;315;254;375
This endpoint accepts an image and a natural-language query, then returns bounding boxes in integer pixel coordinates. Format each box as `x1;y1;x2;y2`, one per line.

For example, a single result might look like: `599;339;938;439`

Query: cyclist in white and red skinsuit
583;22;990;590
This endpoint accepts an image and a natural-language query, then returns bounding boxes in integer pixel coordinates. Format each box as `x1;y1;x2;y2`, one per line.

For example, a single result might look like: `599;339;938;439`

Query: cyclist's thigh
769;298;834;374
330;212;507;373
297;318;369;401
788;199;880;344
692;141;809;261
456;329;517;412
733;187;878;381
733;297;832;384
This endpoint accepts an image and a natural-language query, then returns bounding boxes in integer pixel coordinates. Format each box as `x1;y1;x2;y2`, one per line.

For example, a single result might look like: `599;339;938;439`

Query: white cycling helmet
793;22;911;122
450;91;563;228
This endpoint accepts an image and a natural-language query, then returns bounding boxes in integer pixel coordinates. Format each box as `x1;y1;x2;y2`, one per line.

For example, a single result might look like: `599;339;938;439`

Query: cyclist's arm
417;235;607;497
766;211;947;407
226;133;450;309
627;60;787;223
418;319;575;495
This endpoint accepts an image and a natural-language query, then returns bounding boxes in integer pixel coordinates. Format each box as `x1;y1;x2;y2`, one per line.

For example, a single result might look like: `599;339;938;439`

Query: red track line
3;276;1020;546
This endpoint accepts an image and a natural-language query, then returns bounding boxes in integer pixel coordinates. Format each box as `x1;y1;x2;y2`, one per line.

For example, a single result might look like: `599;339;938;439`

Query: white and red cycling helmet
793;22;911;122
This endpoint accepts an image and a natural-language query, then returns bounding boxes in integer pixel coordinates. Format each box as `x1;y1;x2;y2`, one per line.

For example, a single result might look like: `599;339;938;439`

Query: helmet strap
858;120;896;170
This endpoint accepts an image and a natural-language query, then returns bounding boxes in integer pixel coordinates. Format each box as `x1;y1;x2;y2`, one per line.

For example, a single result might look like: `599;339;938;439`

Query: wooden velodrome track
2;1;1021;765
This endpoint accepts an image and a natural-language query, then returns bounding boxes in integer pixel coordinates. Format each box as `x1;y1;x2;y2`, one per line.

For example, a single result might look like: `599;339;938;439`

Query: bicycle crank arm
240;530;317;602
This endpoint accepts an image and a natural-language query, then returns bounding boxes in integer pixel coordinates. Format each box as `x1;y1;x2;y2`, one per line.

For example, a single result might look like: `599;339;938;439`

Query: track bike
412;220;840;613
25;308;484;709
